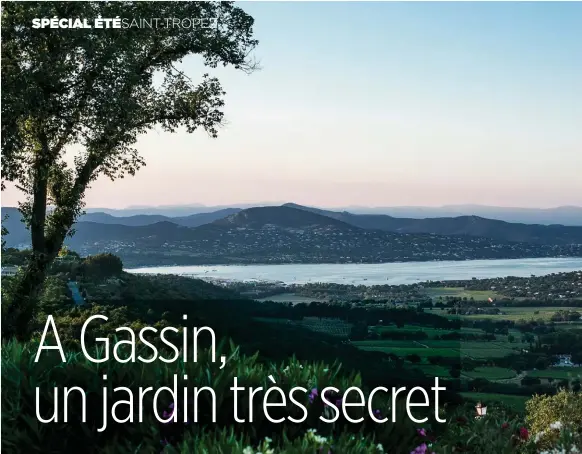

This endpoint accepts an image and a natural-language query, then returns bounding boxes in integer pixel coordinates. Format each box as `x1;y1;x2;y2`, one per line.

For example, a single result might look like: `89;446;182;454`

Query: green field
254;316;353;338
460;392;529;412
352;338;521;360
372;325;484;336
460;342;522;359
256;293;327;304
353;342;460;358
463;367;517;380
424;287;500;300
426;306;581;322
527;367;582;380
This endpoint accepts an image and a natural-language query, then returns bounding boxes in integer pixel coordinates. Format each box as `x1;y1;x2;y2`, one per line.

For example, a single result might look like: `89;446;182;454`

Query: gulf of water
126;257;582;286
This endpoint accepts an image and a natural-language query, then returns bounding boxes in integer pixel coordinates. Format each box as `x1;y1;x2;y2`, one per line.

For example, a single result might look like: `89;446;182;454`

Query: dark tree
406;354;422;364
1;1;258;340
82;253;123;278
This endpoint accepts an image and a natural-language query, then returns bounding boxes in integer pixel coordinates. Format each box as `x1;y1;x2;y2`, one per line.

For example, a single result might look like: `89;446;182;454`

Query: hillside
64;221;194;246
56;207;582;265
174;208;242;227
344;204;582;226
5;204;582;249
283;203;582;245
81;271;244;302
79;212;172;226
0;207;240;247
79;207;241;227
212;205;355;230
81;203;582;225
4;206;582;267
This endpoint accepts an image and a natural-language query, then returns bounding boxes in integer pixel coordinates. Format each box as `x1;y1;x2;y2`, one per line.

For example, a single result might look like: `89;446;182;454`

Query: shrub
164;429;387;454
435;403;528;454
82;254;123;279
525;389;582;450
1;339;421;453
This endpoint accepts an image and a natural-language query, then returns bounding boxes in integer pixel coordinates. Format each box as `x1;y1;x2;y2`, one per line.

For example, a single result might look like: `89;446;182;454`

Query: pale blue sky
3;1;582;208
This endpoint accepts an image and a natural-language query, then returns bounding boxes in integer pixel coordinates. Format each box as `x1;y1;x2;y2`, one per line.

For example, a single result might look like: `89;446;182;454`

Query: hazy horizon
3;201;582;211
95;202;582;210
2;2;581;209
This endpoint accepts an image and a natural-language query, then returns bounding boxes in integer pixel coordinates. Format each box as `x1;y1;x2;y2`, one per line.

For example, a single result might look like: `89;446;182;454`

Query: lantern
475;401;487;418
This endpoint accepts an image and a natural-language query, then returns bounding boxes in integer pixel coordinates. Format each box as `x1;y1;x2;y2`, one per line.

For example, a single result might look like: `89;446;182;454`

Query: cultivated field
463;367;517;380
353;338;523;359
256;313;578;414
527;367;582;380
426;306;582;322
254;316;353;338
424;287;500;300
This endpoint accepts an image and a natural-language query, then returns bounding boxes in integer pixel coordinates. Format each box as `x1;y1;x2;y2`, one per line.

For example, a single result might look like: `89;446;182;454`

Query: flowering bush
432;403;527;454
7;336;581;454
525;389;582;451
162;429;387;453
1;339;419;453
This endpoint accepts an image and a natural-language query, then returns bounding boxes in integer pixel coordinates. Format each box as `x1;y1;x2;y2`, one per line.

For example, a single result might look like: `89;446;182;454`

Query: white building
554;355;576;367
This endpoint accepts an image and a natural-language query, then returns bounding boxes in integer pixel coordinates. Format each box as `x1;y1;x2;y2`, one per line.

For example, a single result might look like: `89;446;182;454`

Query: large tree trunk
3;132;104;341
3;251;56;341
3;181;79;341
2;143;53;340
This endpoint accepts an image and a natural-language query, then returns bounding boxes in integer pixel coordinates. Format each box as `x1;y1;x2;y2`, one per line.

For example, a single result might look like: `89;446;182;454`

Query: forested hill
3;205;582;267
283;203;582;246
4;203;582;248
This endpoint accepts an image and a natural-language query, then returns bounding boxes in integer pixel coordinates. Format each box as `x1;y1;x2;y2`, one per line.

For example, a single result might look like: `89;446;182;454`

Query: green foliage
86;272;242;302
82;253;123;279
525;389;582;449
1;339;419;453
166;429;386;453
1;214;8;250
1;0;258;339
1;247;30;266
435;404;529;454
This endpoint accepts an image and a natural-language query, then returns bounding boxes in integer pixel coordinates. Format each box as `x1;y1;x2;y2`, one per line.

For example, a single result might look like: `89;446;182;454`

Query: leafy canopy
0;1;257;340
1;1;257;253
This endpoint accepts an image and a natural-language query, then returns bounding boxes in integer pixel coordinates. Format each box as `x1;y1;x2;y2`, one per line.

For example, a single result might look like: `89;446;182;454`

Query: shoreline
124;256;582;271
124;257;582;287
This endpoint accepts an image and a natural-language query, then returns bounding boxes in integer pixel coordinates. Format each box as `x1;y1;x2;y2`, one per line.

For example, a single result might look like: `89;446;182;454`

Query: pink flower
309;388;319;403
411;443;428;454
519;427;529;440
417;428;427;437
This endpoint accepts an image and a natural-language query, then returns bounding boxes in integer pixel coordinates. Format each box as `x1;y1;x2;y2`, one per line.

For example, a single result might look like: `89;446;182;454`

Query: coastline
124;257;582;286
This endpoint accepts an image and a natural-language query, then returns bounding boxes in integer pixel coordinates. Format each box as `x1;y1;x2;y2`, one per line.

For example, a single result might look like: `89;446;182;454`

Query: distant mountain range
334;204;582;225
0;207;242;246
79;203;582;226
2;204;582;266
282;204;582;246
3;203;582;248
79;208;241;227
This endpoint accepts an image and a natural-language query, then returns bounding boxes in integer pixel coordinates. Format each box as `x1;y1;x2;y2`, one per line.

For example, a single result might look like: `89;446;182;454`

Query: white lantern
475;402;487;417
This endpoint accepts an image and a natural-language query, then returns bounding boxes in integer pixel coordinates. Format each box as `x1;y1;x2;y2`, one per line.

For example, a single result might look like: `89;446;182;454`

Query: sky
2;1;582;209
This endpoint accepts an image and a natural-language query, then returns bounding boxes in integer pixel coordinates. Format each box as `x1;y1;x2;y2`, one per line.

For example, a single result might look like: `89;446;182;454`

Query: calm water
127;258;582;286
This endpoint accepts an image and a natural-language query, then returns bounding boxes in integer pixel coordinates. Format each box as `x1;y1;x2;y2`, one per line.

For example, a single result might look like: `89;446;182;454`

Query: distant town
3;204;582;267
